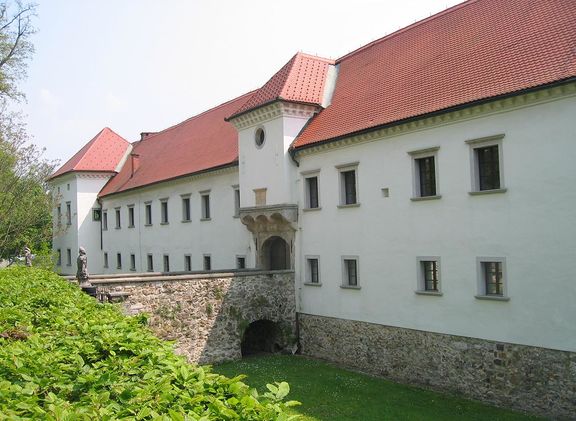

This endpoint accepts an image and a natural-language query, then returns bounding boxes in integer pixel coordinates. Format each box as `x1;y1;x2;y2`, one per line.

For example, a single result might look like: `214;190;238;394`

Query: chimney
140;132;156;141
130;153;140;178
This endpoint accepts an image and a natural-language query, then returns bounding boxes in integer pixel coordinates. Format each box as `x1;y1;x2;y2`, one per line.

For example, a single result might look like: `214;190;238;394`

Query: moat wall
92;270;296;364
298;313;576;419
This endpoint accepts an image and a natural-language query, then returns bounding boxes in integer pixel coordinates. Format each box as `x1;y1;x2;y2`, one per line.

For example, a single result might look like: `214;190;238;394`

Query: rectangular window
128;206;135;228
203;255;211;271
115;208;121;229
145;202;152;225
130;254;136;271
201;192;211;220
476;145;500;191
234;187;240;217
147;254;154;272
103;252;108;268
182;195;191;222
184;255;192;271
92;209;101;221
57;205;62;226
116;253;122;269
467;134;505;194
56;249;61;266
66;248;71;266
66;202;72;225
236;256;246;269
306;257;320;284
409;147;440;200
102;210;108;230
161;199;169;224
163;254;170;272
337;163;359;206
476;257;508;300
342;257;359;287
306;176;319;209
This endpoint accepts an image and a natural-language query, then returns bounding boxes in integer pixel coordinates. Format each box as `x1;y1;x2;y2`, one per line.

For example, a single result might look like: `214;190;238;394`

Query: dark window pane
346;259;357;286
477;145;500;190
422;260;439;291
484;261;503;295
417;156;436;197
307;177;319;208
309;258;319;283
343;171;357;204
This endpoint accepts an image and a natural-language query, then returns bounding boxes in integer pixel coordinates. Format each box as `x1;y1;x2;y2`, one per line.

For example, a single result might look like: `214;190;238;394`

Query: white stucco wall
100;169;252;274
296;94;576;352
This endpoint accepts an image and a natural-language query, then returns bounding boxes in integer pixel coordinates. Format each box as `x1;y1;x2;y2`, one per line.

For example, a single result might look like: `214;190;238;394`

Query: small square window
201;191;211;220
163;254;170;272
181;195;191;222
184;254;192;271
416;257;442;295
467;135;506;194
115;208;121;229
203;255;211;271
236;255;246;269
116;253;122;269
103;252;108;268
341;256;359;288
128;206;135;228
475;257;509;300
305;256;320;285
160;199;169;224
336;163;359;207
130;254;136;271
147;254;154;272
145;202;152;225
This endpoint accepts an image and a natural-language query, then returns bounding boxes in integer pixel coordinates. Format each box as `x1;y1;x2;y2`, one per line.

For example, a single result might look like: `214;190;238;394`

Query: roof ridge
75;127;109;169
138;90;256;143
295;51;334;64
337;0;478;63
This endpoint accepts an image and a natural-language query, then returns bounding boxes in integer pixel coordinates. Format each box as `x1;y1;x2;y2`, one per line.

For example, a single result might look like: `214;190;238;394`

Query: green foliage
0;268;299;420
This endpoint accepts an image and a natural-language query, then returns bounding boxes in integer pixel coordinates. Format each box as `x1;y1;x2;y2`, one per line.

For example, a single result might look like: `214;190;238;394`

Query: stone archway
261;236;289;270
241;319;282;356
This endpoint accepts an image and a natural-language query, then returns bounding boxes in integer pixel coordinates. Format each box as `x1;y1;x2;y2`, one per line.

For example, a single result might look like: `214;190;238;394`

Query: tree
0;2;57;260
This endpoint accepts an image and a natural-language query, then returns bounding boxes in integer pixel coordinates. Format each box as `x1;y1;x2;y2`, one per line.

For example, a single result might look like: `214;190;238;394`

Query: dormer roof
227;52;334;120
48;127;131;180
293;0;576;148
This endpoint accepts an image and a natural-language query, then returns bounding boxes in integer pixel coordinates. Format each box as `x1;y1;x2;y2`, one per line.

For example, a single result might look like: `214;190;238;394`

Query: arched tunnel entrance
241;320;282;356
261;236;290;270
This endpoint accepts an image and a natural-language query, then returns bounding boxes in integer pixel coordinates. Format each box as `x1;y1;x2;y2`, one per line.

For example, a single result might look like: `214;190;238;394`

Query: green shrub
0;267;299;420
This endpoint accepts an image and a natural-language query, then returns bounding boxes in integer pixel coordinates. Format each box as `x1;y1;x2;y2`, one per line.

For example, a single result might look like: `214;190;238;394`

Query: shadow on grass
213;354;543;421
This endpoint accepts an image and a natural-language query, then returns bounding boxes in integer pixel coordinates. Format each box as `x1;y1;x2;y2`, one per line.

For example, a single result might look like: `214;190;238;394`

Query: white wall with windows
296;93;576;353
100;168;252;273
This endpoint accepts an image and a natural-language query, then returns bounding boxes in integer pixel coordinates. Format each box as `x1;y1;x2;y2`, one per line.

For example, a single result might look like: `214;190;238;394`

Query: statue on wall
76;247;90;286
23;246;32;267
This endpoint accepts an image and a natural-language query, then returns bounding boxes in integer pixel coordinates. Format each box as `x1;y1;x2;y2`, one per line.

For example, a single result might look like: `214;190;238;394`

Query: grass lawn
213;354;542;421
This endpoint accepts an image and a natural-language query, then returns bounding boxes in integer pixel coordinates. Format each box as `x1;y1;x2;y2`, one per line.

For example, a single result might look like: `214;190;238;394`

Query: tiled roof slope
99;92;253;197
49;127;131;180
229;52;334;119
294;0;576;148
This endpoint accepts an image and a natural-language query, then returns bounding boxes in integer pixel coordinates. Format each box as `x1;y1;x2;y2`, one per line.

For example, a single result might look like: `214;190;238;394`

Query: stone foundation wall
93;271;296;364
298;313;576;419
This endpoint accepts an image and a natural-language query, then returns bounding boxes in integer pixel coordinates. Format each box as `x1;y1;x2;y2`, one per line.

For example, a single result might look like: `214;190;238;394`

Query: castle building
49;0;576;415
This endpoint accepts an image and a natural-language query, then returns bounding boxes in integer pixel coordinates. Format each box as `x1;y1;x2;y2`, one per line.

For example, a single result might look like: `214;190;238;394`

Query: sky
20;0;463;165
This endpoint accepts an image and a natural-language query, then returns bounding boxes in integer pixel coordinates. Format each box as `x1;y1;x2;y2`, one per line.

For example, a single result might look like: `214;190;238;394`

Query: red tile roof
99;92;253;197
293;0;576;148
229;52;334;119
49;127;131;180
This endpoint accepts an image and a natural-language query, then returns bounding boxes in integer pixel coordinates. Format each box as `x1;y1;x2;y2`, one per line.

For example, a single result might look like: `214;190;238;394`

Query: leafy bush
0;267;299;420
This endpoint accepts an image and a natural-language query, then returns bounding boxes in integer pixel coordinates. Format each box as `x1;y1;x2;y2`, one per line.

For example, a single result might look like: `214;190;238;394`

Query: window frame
66;202;72;225
56;249;61;266
336;163;360;207
301;170;321;211
57;205;62;227
66;248;72;266
408;147;441;201
128;205;135;228
203;254;211;271
102;210;108;230
144;202;152;226
236;255;246;269
475;257;509;301
200;190;211;220
160;198;169;225
103;252;108;268
116;252;122;269
115;207;121;229
466;134;506;195
130;253;136;271
341;256;360;289
184;254;192;271
146;254;154;272
233;186;241;217
304;255;321;286
181;194;191;222
415;257;442;296
163;254;170;272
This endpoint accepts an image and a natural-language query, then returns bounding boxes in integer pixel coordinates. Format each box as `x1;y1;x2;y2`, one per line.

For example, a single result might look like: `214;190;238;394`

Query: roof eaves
226;97;323;122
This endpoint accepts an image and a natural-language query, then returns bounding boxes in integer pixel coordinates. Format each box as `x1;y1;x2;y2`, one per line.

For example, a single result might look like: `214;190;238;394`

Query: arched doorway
241;320;281;356
261;236;289;270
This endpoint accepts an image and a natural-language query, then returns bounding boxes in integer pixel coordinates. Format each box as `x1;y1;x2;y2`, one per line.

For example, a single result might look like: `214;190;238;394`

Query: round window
254;127;265;147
